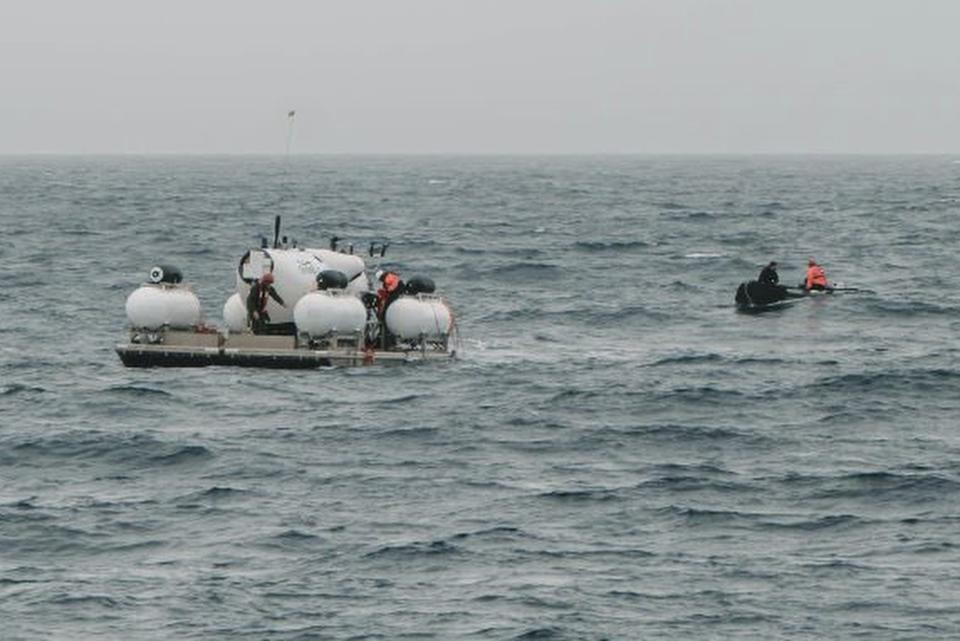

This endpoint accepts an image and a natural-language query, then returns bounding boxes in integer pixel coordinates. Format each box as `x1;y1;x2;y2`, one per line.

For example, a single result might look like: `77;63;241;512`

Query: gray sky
2;0;958;154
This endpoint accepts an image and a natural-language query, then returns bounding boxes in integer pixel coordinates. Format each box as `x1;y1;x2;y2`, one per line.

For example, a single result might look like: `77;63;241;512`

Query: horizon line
2;151;959;157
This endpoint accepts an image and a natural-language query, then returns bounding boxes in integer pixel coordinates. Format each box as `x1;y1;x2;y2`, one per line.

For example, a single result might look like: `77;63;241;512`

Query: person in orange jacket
803;258;829;291
373;271;405;349
376;271;404;318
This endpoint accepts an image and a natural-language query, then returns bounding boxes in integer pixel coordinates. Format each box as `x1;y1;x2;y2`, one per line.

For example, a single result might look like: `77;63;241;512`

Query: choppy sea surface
1;155;959;640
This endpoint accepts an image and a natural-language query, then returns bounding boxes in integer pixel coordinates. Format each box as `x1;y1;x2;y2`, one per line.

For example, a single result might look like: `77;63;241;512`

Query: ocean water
1;155;959;640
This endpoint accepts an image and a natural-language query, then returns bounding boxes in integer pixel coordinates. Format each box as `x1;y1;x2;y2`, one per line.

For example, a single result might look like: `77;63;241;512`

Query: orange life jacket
377;273;402;315
806;264;828;289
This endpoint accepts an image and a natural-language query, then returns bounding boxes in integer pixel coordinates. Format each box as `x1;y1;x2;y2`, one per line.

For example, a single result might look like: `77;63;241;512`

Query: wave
104;385;174;398
146;444;213;466
653;462;734;476
200;486;248;498
271;529;321;542
0;577;42;586
647;353;724;366
590;304;671;323
573;239;652;252
46;593;124;608
180;246;216;257
5;524;98;555
780;471;960;500
479;261;562;281
668;279;700;291
903;541;956;554
97;539;169;554
651;201;687;210
656;505;755;526
718;231;764;245
732;356;791;365
799;559;874;573
377;426;439;439
2;496;42;510
60;228;103;237
4;432;213;468
3;274;47;288
758;513;865;531
0;383;46;396
684;251;726;259
449;526;524;541
512;627;565;640
803;368;960;395
475;303;669;324
613;423;769;447
864;299;960;317
364;540;462;559
511;626;567;641
537;488;620;502
759;200;787;211
371;394;427;407
653;385;752;405
636;473;755;494
532;547;656;560
173;486;251;502
546;388;604;403
533;332;561;343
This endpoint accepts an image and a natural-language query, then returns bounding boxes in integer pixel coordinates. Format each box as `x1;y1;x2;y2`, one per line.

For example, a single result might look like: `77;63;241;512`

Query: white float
222;292;247;332
293;291;367;337
385;295;452;340
125;284;201;330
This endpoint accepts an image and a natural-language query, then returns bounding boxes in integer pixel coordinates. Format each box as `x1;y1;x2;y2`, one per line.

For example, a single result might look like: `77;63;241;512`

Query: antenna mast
285;109;296;157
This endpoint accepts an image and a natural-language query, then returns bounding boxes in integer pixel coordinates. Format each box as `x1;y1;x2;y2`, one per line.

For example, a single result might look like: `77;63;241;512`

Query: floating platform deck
116;330;455;368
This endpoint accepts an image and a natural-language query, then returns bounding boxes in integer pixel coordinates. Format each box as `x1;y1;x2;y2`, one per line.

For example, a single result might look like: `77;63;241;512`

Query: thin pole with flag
285;109;296;156
279;110;296;211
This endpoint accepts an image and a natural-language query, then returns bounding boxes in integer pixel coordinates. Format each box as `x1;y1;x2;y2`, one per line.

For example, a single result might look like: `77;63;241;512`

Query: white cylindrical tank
222;292;247;332
125;284;202;330
311;248;366;281
293;291;367;337
385;296;452;340
236;248;367;325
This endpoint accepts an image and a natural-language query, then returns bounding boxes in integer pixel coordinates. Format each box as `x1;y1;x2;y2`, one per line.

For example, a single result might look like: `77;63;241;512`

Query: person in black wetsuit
758;261;779;286
246;272;285;334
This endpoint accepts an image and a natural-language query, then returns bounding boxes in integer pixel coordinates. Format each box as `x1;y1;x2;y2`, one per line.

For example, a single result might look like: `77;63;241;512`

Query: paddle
272;215;281;249
783;285;869;293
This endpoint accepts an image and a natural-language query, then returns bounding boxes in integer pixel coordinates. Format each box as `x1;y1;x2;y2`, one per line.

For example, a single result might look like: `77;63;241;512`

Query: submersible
117;217;458;368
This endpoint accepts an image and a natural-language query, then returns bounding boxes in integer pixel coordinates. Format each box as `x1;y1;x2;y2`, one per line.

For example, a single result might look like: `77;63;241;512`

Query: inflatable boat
735;280;813;312
116;218;458;368
734;280;848;312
